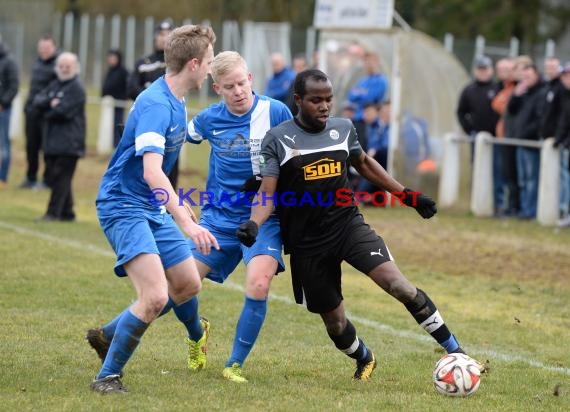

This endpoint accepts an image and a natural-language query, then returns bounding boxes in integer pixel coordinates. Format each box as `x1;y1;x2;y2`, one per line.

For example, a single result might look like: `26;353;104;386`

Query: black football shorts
289;214;392;313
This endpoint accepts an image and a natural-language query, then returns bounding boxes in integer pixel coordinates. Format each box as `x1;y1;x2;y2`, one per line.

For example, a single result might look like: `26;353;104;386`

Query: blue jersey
187;93;292;228
96;77;187;217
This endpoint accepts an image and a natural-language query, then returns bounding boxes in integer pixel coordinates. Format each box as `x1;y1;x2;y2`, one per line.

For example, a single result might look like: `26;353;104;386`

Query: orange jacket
491;81;515;137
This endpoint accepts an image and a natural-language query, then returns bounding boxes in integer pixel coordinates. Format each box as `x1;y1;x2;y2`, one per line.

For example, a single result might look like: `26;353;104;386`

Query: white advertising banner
313;0;394;29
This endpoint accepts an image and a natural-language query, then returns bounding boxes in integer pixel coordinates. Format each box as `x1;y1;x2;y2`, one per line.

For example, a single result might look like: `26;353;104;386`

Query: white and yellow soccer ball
433;353;481;397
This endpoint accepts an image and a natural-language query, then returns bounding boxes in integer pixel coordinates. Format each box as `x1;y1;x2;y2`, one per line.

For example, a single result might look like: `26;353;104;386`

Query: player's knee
146;293;170;317
178;279;201;299
325;318;346;336
387;278;416;302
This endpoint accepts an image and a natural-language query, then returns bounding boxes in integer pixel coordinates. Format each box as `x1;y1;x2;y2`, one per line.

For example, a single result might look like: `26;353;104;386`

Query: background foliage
53;0;570;45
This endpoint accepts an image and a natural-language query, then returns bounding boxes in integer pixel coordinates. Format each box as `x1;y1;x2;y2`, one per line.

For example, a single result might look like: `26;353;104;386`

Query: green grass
1;111;569;411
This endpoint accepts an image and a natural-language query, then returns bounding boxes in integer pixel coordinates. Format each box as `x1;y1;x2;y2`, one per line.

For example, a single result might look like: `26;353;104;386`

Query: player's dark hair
294;69;329;98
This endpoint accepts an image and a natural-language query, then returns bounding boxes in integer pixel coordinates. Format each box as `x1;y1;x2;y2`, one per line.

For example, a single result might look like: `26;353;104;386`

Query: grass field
1;118;569;411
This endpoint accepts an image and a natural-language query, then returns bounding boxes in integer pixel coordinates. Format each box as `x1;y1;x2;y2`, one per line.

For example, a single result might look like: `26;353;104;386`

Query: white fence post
97;96;115;155
470;132;494;217
9;93;22;140
537;138;559;226
438;133;461;208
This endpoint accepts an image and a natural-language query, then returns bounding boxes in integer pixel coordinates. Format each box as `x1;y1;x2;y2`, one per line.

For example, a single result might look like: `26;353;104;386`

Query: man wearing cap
456;55;500;158
127;20;181;187
456;55;501;212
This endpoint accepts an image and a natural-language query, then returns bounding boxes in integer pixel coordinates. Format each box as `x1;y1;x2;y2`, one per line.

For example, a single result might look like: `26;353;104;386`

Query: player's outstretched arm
143;152;219;253
237;176;278;247
351;152;437;219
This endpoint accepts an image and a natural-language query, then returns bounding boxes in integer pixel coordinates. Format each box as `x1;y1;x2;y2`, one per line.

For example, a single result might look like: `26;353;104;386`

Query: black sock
327;319;371;362
404;288;460;352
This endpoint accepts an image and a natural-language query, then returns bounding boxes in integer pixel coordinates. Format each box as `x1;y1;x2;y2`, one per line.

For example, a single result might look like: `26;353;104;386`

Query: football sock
225;296;267;367
97;308;148;379
173;296;203;341
404;288;460;352
100;298;175;340
327;319;371;362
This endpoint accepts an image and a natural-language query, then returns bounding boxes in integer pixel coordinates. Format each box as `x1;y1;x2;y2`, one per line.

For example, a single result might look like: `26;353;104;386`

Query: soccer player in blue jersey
183;51;292;383
88;25;218;394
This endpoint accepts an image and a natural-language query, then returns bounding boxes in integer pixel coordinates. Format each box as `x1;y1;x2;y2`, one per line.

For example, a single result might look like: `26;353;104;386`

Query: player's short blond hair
165;24;216;74
210;51;248;83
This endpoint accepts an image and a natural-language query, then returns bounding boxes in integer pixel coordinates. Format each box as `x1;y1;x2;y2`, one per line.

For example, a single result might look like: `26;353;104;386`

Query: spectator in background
507;63;545;219
102;49;129;148
357;102;390;198
347;52;388;151
540;57;562;140
500;56;533;217
21;34;59;189
492;57;517;216
554;62;570;227
0;40;19;189
286;53;309;116
32;52;86;222
456;55;499;162
128;20;180;188
265;52;296;103
400;110;433;186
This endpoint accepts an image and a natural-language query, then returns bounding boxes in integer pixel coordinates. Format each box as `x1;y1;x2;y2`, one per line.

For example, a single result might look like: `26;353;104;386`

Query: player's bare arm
350;151;404;193
351;151;437;219
251;176;278;226
142;152;219;253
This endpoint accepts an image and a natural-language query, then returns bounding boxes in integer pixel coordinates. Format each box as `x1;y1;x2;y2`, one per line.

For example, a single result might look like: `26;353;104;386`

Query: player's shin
327;319;371;363
173;295;203;340
96;309;149;379
226;296;267;367
404;288;462;353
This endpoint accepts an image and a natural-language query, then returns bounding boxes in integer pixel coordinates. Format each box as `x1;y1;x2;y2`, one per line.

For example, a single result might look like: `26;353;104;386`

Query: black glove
402;188;437;219
236;220;259;247
240;175;262;193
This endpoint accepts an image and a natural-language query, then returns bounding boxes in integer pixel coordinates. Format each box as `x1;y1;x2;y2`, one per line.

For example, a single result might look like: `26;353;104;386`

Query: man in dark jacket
33;52;86;222
540;57;562;140
22;35;59;189
102;49;128;147
127;20;180;187
507;64;546;219
456;56;500;151
0;40;19;188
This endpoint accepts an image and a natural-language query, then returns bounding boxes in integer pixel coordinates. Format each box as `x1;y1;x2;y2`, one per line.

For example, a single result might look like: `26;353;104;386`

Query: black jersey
260;117;363;256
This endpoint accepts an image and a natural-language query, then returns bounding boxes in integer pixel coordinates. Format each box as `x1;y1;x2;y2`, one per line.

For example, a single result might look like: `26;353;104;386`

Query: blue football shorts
188;214;285;283
99;211;192;277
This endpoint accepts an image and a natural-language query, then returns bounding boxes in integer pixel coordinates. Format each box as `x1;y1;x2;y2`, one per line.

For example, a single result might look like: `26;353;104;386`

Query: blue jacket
347;73;388;121
265;68;296;103
366;119;389;152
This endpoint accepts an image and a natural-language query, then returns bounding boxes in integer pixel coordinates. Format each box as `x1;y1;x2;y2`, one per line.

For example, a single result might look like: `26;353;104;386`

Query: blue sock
441;334;460;353
226;296;267;367
173;296;203;341
97;309;148;379
100;299;174;340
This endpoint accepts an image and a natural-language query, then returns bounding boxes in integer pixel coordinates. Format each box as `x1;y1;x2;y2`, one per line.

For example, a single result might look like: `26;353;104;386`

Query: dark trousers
113;107;125;148
501;146;519;214
44;155;78;219
24;112;44;182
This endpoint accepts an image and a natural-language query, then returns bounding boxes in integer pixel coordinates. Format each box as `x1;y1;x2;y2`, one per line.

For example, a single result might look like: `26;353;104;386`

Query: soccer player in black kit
237;69;485;381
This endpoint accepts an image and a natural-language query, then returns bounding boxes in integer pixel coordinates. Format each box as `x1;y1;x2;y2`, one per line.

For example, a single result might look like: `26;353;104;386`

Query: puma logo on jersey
284;134;296;144
303;158;342;180
370;249;384;257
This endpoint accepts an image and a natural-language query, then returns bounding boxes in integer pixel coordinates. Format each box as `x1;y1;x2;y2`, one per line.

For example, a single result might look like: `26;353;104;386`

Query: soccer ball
433;353;481;397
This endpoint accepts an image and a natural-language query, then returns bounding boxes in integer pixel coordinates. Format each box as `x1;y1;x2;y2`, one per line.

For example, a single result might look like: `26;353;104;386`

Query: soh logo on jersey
303;158;342;181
